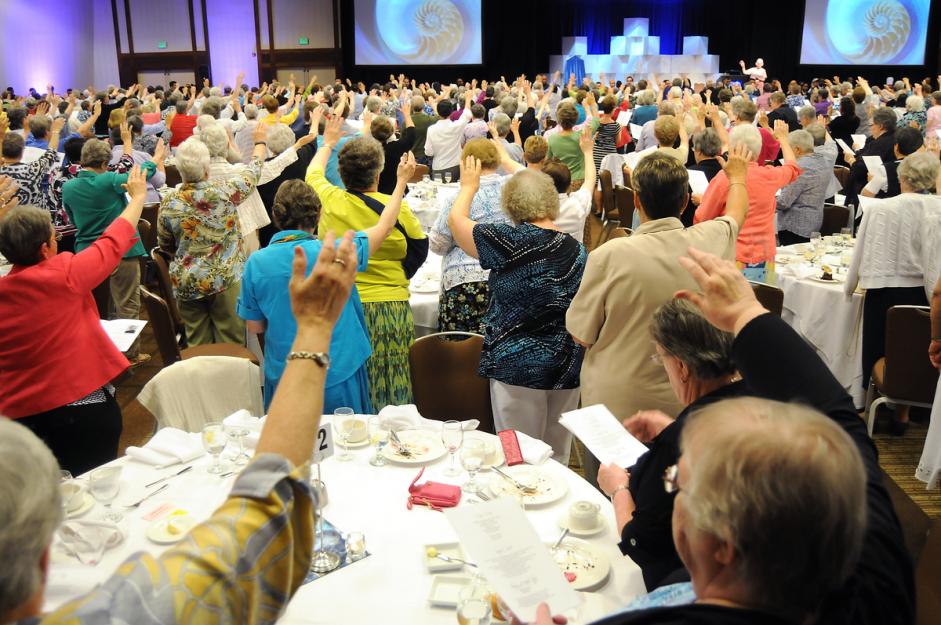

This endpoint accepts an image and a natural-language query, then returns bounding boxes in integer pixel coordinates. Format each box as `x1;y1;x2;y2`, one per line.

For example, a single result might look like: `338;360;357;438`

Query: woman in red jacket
0;167;148;474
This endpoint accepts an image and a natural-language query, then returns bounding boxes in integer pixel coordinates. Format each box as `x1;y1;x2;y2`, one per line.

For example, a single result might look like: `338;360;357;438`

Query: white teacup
341;418;368;444
60;480;86;513
567;500;602;531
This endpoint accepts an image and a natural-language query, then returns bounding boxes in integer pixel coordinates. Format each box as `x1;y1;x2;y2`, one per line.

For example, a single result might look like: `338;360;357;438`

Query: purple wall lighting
205;0;259;88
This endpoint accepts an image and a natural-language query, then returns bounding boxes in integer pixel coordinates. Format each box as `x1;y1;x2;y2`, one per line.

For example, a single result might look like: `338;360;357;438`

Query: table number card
444;498;581;622
311;425;334;463
559;405;648;469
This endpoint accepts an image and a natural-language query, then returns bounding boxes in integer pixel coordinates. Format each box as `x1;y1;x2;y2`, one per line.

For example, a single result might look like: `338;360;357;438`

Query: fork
492;466;538;493
389;430;412;457
123;483;168;508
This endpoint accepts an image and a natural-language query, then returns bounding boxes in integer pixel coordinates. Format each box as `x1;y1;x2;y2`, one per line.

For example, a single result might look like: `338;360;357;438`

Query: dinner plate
547;537;611;592
557;513;607;537
66;493;95;519
381;429;447;464
146;515;196;544
488;466;567;507
409;282;440;294
463;432;505;470
807;275;845;284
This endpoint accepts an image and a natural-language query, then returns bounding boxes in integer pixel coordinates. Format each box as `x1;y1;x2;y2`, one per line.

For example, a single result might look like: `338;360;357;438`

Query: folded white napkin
377;404;478;432
58;520;125;565
126;427;205;467
514;430;553;465
224;409;264;448
779;263;818;280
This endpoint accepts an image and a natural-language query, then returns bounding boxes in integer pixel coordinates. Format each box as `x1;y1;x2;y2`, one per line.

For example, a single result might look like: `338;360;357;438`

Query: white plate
428;575;474;608
488;466;568;507
463;432;505;470
557;513;607;537
409;283;440;294
146;516;196;544
547;537;611;592
807;275;845;284
382;429;447;464
424;542;467;573
66;492;95;519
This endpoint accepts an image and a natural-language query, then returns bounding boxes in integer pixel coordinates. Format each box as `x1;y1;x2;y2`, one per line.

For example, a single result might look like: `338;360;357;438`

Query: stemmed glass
334;407;355;462
444;171;453;184
225;424;251;466
460;440;487;493
202;422;227;474
441;420;464;477
456;579;493;625
368;416;390;467
89;466;123;523
840;227;852;246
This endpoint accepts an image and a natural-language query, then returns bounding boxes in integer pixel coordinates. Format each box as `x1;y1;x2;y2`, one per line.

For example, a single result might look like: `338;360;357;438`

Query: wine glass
456;581;492;625
460;440;487;493
89;466;123;523
840;227;852;245
225;424;251;466
444;171;453;184
334;407;356;462
441;420;464;477
368;416;390;467
202;422;227;474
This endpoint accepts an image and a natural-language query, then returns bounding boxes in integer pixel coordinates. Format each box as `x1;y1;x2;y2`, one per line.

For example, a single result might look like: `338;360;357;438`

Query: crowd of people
1;66;940;625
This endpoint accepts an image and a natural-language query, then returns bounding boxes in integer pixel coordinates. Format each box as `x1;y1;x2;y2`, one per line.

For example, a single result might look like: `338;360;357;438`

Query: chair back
882;306;936;402
139;285;183;365
917;516;941;625
164;164;182;188
141;202;159;230
599;170;616;224
821;204;850;236
150;248;185;335
92;278;111;318
614;185;634;226
621;165;632;189
749;281;784;316
137;218;156;253
833;165;850;192
409;163;430;183
408;332;494;433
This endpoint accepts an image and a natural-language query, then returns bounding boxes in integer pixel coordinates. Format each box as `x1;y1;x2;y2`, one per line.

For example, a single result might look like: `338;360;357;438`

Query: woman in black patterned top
592;95;622;172
447;156;587;463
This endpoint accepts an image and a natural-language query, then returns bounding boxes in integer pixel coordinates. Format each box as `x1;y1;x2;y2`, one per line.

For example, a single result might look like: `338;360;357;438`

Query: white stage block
623;18;650;38
644;36;660;54
609;36;627;55
682;36;709;55
584;55;618;76
624;36;660;55
561;37;588;57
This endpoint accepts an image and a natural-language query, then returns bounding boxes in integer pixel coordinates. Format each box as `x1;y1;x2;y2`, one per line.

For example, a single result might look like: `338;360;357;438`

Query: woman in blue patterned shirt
447;156;587;464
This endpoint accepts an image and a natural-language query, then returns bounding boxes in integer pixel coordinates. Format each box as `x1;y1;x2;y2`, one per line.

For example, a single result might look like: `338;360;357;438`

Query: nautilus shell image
825;0;912;63
376;0;466;63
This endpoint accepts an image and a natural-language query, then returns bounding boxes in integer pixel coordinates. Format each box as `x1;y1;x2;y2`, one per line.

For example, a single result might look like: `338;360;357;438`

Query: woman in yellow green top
307;114;426;410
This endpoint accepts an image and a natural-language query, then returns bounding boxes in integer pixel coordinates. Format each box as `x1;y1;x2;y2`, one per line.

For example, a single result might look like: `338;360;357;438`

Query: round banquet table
409;252;444;336
774;243;865;407
47;418;647;624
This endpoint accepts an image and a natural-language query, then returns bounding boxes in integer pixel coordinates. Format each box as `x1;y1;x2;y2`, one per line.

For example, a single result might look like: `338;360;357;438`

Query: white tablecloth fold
125;428;205;467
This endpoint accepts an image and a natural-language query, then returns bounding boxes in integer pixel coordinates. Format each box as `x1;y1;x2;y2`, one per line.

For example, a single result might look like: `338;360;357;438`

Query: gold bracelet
286;351;330;368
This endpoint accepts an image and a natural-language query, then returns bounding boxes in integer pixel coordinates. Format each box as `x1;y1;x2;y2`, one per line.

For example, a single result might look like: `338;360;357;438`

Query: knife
145;465;192;489
124;483;168;508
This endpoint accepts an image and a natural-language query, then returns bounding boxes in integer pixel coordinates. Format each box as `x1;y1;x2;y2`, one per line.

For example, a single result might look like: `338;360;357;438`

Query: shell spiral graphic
376;0;465;63
826;0;912;63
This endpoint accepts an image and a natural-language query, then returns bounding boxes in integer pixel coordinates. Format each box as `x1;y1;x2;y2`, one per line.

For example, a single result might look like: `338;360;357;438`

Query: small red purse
407;467;462;511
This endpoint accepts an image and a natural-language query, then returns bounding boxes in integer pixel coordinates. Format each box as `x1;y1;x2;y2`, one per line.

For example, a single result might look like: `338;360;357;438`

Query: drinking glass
457;581;492;625
840;227;852;245
334;407;355;462
225;425;251;466
89;466;123;523
60;470;73;482
460;440;487;493
441;420;464;477
422;174;431;185
346;531;366;562
368;416;390;467
444;171;453;184
202;422;227;474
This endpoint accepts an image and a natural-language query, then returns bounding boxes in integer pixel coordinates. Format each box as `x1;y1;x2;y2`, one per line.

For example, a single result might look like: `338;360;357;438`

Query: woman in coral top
0;167;148;474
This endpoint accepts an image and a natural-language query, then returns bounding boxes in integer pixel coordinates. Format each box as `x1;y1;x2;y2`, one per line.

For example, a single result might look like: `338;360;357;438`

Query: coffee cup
567;500;601;531
60;480;86;513
341;418;368;444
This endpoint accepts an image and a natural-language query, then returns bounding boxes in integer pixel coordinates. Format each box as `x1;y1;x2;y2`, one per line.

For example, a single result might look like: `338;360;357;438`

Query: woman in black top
597;299;746;590
828;97;860;167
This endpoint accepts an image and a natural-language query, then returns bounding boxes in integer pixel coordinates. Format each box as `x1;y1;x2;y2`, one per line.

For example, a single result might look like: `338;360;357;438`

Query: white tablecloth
409;252;444;334
48;420;645;624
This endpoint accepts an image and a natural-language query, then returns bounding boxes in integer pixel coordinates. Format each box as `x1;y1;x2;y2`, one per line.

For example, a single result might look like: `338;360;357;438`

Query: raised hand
252;120;269;144
289;230;357;330
322;114;344;147
0;175;20;220
396;151;417;183
459;155;482;192
120;120;133;146
121;165;147;200
718;143;752;182
772;119;790;141
675;247;766;335
578;123;593;153
153;138;167;163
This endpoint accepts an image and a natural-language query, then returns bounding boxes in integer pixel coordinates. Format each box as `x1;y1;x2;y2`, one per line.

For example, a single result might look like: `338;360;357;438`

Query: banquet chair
137;355;263;431
150;248;185;336
865;306;936;436
140;286;259;367
408;331;495;433
599;153;626;187
409;164;429;183
164;164;182;188
749;281;784;316
614;185;634;226
820;204;851;236
833;165;850;192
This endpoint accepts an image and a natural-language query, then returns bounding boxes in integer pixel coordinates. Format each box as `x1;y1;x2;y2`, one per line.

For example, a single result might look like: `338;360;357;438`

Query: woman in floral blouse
157;123;270;345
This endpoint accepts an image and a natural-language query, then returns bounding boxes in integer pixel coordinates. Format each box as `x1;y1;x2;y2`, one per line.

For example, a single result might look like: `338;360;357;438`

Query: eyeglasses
649;350;664;367
663;464;681;494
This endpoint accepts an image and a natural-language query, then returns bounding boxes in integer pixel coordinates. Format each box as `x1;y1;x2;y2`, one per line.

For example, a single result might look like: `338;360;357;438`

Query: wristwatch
286;351;330;368
610;484;630;500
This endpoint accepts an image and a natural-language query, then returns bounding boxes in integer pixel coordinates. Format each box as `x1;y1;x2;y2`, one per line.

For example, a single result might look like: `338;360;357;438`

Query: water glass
346;531;366;562
334;407;355;462
444;171;453;184
89;466;123;523
460;440;487;493
225;425;251;466
441;420;464;477
368;416;390;467
457;581;493;625
202;422;227;474
840;227;852;245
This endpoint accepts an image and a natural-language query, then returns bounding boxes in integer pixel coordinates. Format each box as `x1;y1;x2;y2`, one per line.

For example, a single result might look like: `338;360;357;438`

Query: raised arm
447;156;482;258
363;152;415;255
772;120;797;164
718;143;751;229
579;124;596;191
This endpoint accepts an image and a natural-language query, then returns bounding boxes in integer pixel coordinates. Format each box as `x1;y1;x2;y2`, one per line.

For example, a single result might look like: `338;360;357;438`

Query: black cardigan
592;313;914;625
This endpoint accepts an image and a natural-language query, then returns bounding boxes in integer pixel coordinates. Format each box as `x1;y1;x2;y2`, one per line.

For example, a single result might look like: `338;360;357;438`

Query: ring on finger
332;258;347;268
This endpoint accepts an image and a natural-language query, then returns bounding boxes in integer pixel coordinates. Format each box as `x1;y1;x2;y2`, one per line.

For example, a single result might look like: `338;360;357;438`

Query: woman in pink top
694;122;801;282
926;91;941;140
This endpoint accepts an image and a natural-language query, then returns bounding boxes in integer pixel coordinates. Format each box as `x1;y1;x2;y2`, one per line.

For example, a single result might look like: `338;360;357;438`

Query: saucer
66;492;95;519
557;513;607;537
146;515;196;544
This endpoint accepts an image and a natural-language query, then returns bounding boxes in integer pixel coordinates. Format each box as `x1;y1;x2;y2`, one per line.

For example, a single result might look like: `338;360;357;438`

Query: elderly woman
309;116;426;410
631;89;658;127
108;117;166;203
597;299;746;589
239;155;414;412
234;103;261;163
695;122;800;281
898;94;927;134
0;118;64;213
374;102;416;194
546;101;585;189
846;152;941;434
430;139;513;333
199;121;314;253
845;107;900;206
0;167;148;474
157;125;269;346
927;91;941;139
447;157;587;463
257;120;319;247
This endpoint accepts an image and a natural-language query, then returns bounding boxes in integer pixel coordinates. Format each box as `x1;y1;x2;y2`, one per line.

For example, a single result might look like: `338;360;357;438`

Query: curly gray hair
175;137;211;182
198;122;229;158
501;169;559;223
266;123;296;155
898;151;939;193
338;137;384;191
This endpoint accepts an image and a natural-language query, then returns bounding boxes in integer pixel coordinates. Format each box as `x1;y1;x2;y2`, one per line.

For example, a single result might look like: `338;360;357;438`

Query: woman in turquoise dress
237;153;414;412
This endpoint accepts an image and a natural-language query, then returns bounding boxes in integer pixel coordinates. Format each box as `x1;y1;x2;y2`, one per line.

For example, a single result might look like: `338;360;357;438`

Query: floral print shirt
49;154;134;226
157;158;263;301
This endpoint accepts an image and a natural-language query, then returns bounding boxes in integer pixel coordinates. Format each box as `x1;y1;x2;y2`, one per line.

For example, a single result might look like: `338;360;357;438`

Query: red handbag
407;467;462;511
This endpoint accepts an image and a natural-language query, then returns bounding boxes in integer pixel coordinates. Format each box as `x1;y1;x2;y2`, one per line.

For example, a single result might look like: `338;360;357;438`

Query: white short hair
906;95;925;112
0;419;62;616
175;137;211;182
898;152;939;193
198;123;229;158
788;129;814;154
195;114;216;134
209;86;223;97
266;123;296;155
728;125;762;161
636;89;657;106
244;103;258;120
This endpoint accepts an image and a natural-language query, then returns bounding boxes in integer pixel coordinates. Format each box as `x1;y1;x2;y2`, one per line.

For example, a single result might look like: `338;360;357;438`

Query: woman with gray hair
597;298;746;589
256;117;318;246
447;157;587;464
898;94;927;134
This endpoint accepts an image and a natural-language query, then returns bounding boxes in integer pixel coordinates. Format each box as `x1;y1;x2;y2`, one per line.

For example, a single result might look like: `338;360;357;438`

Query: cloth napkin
377;404;478;432
223;409;264;448
125;427;205;467
779;263;818;280
58;520;125;565
514;430;553;465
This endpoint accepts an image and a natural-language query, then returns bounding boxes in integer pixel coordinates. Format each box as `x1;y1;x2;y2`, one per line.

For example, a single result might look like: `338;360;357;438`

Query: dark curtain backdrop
339;0;939;87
